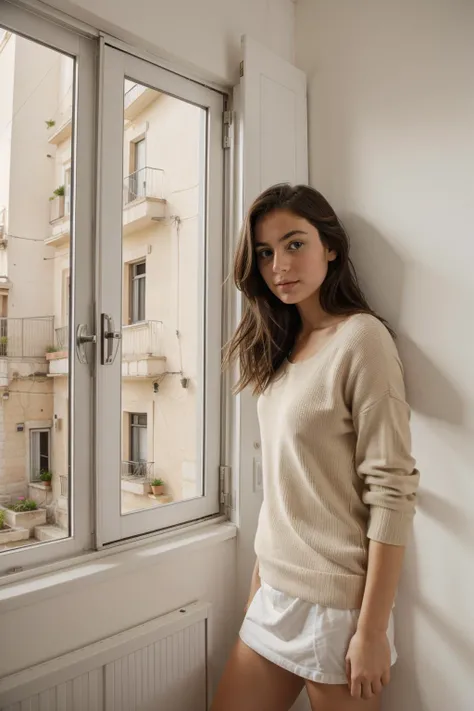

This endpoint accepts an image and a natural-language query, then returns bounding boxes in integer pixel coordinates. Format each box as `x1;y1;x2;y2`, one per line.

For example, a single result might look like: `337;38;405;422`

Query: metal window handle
76;324;96;365
101;313;121;365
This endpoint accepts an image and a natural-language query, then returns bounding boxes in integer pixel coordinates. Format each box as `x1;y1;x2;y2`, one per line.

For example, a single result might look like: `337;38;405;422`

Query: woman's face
254;209;336;305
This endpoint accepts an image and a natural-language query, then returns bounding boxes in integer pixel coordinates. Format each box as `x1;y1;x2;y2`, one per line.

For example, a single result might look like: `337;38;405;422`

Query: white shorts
239;581;398;685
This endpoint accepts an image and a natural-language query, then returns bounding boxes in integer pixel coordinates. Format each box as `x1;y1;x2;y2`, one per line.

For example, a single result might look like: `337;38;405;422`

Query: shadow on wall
343;214;465;426
384;529;474;711
339;214;470;710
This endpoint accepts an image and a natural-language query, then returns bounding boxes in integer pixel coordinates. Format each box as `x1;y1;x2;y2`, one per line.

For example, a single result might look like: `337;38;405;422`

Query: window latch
101;313;121;365
76;324;96;365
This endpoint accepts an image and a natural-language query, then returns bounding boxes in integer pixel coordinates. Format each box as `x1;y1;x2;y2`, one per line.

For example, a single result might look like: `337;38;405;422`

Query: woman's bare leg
305;681;382;711
210;638;305;711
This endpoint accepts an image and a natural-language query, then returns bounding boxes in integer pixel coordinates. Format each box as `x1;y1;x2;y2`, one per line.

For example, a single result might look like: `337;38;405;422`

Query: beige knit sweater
254;314;420;610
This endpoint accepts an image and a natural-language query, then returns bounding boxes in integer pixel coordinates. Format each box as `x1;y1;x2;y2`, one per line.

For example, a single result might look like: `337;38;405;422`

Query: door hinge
222;110;232;149
240;60;244;78
219;465;232;513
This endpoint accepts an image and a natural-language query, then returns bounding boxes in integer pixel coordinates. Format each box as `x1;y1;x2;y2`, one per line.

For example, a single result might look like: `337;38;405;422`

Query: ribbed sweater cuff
367;506;414;546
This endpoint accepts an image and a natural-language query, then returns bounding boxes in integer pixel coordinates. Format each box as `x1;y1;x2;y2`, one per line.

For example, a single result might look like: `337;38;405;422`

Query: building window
30;429;50;482
130;260;146;323
129;413;147;477
130;138;146;200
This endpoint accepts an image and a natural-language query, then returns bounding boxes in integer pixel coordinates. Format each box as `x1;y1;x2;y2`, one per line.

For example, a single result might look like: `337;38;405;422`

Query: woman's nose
272;250;289;273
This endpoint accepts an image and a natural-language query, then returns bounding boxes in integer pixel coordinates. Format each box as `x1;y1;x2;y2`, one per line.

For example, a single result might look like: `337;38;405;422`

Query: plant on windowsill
39;470;53;487
2;497;46;535
8;498;38;512
151;478;165;496
0;506;31;545
49;185;65;201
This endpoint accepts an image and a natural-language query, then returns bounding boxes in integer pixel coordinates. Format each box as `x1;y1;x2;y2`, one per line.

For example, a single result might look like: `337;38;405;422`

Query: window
130;413;148;475
130;260;146;323
130;138;146;200
97;46;223;543
0;3;225;572
30;429;50;482
0;2;95;575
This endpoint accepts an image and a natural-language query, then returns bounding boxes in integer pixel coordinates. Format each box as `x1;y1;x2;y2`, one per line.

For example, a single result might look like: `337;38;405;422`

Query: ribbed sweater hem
259;563;366;610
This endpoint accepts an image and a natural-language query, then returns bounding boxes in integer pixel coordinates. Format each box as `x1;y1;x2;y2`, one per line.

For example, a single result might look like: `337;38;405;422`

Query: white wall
296;1;474;710
0;535;237;688
41;0;295;86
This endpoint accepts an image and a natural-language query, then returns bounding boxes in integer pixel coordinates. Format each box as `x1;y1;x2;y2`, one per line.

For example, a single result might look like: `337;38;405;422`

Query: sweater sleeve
348;321;420;546
354;394;420;546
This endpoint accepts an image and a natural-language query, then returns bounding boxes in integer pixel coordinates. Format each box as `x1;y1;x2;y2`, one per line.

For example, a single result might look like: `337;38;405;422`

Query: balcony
55;325;69;350
124;84;159;121
46;195;70;247
46;321;166;378
0;359;7;387
121;460;154;497
122;460;154;480
46;325;69;377
47;113;72;146
0;317;54;359
123;167;166;235
0;276;11;291
0;317;54;383
122;320;166;378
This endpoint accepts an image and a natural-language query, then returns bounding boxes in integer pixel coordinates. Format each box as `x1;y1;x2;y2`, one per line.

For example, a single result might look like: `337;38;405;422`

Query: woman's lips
276;280;299;292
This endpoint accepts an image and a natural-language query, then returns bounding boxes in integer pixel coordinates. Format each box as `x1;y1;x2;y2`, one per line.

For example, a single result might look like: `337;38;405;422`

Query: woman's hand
345;629;391;699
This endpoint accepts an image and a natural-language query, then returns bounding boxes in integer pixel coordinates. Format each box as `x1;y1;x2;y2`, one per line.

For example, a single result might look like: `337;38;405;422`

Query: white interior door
97;43;224;545
235;34;308;608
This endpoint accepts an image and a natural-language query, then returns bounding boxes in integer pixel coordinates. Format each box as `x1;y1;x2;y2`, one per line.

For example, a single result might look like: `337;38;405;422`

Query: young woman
212;184;420;711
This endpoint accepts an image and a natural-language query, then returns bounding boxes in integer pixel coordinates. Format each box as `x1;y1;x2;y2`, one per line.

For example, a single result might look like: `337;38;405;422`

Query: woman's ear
327;249;337;262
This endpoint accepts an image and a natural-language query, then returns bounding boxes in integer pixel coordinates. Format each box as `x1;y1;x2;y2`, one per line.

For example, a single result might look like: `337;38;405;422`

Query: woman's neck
297;294;337;334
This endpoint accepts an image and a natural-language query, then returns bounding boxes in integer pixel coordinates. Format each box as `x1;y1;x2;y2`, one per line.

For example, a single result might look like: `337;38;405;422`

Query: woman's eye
288;241;303;251
257;249;272;260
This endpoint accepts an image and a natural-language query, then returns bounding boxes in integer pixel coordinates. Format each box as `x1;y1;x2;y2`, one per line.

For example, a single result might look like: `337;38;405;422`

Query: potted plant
151;478;165;496
8;498;38;512
49;185;65;201
1;497;46;534
0;508;29;545
40;470;53;487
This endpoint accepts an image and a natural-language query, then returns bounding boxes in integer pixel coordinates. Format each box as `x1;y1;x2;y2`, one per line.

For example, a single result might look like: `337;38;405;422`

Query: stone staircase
34;524;67;542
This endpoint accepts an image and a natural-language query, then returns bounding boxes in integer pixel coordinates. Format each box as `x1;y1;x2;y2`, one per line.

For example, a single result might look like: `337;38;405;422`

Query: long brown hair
223;184;393;395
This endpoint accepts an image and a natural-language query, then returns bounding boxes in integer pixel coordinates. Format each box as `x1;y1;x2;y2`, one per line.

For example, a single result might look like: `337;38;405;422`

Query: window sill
0;518;237;613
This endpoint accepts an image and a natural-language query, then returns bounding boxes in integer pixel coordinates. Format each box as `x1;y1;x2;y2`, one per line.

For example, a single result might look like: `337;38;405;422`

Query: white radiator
0;602;209;711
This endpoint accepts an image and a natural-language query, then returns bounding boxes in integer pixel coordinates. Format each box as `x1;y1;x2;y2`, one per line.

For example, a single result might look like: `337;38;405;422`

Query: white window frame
96;44;224;545
0;1;95;576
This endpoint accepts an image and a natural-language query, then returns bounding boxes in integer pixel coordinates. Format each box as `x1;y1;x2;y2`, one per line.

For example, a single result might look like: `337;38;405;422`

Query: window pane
121;80;205;514
0;30;73;550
